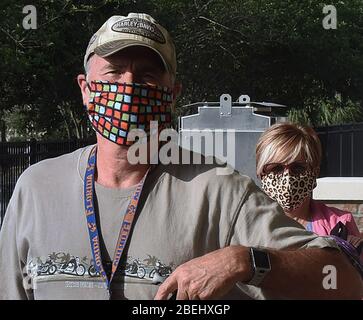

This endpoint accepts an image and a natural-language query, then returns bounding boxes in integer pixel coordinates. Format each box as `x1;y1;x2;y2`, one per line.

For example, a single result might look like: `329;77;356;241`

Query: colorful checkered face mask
86;81;173;145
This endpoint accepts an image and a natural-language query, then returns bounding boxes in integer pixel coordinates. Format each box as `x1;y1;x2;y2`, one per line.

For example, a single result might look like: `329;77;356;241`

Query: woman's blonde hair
256;122;322;177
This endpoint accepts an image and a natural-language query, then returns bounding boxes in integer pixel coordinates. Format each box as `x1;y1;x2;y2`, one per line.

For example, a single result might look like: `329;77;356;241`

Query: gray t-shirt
94;182;136;262
0;145;338;300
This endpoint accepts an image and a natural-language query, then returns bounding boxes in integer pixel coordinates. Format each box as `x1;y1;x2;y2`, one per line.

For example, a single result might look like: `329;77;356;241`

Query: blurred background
0;0;362;141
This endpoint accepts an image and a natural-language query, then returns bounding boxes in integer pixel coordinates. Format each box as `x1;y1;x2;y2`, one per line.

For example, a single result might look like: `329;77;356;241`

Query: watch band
247;247;271;287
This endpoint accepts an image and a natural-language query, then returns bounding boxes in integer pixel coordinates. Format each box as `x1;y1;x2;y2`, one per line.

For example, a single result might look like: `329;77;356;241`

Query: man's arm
154;245;363;300
0;187;32;300
155;179;362;300
262;247;362;299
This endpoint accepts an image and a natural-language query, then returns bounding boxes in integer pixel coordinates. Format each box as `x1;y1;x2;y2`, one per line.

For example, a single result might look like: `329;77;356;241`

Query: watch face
254;249;270;269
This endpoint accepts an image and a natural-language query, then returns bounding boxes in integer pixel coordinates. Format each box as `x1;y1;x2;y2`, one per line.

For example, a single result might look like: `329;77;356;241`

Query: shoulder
311;200;355;224
154;148;256;199
4;145;94;230
15;145;92;191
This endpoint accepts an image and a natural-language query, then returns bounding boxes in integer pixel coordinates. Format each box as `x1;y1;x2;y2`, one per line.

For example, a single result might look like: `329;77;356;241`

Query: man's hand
154;246;252;300
154;245;363;300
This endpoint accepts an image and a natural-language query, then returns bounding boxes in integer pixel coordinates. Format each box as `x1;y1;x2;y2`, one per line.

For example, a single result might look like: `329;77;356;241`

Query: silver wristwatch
247;247;271;287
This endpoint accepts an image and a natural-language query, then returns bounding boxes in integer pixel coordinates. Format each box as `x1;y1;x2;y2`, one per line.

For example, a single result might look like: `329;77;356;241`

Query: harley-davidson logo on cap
111;18;166;44
83;13;177;77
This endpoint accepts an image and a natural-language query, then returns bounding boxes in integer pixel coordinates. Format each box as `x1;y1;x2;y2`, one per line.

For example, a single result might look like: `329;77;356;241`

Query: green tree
1;0;362;141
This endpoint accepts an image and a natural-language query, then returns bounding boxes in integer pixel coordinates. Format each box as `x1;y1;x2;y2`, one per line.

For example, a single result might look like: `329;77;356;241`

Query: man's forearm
155;245;362;300
239;246;363;299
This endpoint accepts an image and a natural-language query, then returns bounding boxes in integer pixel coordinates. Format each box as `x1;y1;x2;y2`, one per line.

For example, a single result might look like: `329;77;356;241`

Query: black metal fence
0;139;95;225
316;122;363;178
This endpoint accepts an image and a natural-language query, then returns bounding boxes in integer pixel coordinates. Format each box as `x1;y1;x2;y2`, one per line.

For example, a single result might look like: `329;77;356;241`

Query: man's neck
95;136;150;189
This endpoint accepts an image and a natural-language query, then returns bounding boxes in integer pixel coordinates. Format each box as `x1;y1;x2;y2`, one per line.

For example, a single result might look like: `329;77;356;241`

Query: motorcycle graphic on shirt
29;253;90;277
27;252;174;284
123;257;172;283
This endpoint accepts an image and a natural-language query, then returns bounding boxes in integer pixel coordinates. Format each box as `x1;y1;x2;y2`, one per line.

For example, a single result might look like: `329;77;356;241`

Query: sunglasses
262;161;309;176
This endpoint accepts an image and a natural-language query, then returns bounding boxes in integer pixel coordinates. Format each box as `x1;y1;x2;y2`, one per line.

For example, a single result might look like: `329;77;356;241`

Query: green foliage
288;97;363;126
0;0;363;140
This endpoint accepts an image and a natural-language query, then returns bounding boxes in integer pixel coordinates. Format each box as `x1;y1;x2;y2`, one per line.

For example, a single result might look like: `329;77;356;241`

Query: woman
256;123;362;246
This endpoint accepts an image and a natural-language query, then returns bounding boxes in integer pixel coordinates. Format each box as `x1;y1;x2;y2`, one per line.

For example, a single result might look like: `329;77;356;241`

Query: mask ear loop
86;82;92;93
311;167;319;190
83;82;93;111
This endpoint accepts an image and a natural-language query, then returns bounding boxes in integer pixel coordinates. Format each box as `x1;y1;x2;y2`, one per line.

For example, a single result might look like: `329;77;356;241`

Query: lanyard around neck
84;146;149;288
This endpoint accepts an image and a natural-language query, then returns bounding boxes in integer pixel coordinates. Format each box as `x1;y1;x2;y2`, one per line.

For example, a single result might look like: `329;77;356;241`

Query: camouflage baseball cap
84;13;177;77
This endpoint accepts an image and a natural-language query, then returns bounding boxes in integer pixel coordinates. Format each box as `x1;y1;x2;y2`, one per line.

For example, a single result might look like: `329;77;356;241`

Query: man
0;13;361;300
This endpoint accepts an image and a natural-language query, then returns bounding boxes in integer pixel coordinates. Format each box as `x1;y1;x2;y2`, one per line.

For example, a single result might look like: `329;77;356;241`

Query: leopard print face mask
261;170;317;212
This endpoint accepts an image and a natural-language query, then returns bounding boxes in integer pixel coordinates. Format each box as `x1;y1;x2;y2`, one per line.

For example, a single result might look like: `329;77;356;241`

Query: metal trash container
179;94;287;183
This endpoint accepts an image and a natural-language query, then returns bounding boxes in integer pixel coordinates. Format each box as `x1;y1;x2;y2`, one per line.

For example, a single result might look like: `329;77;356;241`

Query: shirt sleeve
227;180;339;251
0;185;33;300
227;180;340;300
